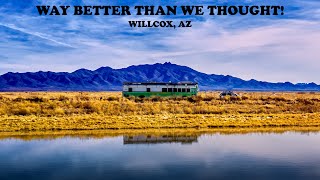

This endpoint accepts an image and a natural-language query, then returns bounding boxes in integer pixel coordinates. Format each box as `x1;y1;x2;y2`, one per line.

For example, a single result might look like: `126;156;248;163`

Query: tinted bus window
178;88;181;92
187;88;190;92
168;88;173;92
147;88;151;92
128;88;133;92
174;88;177;92
162;88;167;92
182;88;186;92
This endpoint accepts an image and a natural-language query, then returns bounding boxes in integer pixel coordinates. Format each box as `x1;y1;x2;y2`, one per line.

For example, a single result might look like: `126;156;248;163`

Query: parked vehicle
219;90;238;98
122;82;199;98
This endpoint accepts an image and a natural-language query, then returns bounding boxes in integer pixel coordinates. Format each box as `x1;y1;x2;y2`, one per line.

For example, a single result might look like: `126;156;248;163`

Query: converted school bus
122;82;199;98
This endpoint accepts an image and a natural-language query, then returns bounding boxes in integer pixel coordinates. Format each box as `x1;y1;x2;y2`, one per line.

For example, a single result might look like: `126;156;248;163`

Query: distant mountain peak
0;63;319;91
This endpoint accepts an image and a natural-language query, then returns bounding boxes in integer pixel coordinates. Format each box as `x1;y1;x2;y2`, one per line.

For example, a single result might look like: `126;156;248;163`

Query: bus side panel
123;91;196;97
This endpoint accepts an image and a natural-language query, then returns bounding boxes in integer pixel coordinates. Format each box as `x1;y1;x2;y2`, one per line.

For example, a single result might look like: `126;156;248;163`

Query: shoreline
1;126;320;141
1;113;320;132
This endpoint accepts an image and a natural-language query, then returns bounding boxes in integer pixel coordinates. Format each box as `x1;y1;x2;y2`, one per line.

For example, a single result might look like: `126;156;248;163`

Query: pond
0;130;320;180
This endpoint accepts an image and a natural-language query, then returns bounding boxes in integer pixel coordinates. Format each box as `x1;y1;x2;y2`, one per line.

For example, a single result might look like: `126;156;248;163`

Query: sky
0;0;319;83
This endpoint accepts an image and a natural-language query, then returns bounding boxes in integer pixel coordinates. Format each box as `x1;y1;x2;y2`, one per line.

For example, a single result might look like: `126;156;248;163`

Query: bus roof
123;82;198;85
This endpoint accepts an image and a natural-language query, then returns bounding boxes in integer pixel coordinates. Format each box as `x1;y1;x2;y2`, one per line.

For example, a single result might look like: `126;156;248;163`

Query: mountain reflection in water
0;129;320;180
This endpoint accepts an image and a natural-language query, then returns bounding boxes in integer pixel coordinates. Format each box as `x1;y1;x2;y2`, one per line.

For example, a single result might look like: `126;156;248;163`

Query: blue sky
0;0;319;83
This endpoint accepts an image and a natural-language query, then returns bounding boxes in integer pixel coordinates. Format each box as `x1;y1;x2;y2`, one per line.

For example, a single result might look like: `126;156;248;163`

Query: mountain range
0;62;319;91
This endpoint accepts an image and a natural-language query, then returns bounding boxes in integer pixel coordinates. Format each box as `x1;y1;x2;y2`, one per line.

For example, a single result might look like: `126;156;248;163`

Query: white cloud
2;18;319;83
0;0;320;83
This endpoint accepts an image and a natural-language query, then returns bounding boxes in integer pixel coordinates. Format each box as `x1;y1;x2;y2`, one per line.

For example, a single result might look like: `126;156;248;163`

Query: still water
0;130;320;180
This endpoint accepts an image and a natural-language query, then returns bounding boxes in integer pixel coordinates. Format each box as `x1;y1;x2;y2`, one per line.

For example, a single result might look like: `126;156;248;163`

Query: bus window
168;88;173;92
147;88;151;92
182;88;186;92
162;88;167;92
128;88;133;92
187;88;190;92
178;88;181;92
174;88;177;92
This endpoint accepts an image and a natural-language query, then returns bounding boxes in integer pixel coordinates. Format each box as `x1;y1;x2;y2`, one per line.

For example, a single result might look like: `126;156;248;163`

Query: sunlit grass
0;91;319;132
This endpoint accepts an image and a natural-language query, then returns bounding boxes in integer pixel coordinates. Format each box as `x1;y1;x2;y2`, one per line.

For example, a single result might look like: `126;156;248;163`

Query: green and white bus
122;82;199;98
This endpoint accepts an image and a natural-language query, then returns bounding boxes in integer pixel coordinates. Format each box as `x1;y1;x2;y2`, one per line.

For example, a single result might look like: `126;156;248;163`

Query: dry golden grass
0;91;319;132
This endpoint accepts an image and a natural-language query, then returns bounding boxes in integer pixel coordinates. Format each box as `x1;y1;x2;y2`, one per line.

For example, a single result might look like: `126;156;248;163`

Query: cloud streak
0;23;74;48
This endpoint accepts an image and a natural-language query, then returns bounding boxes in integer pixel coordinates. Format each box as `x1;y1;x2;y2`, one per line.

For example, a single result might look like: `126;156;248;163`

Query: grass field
0;91;320;132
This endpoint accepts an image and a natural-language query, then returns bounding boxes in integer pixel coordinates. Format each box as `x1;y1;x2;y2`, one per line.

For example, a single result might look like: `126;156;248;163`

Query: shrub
11;107;30;116
296;98;315;105
230;96;241;101
183;107;193;114
134;98;145;103
273;97;287;102
203;96;215;101
151;96;161;102
241;96;249;100
76;95;90;101
26;96;44;103
54;107;65;115
107;96;119;101
83;102;100;114
58;95;69;101
0;108;6;115
13;97;24;102
187;97;197;103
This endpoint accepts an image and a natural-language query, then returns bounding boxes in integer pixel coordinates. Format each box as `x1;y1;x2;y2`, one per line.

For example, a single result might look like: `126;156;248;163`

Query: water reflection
0;128;320;180
1;127;320;141
123;135;198;144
